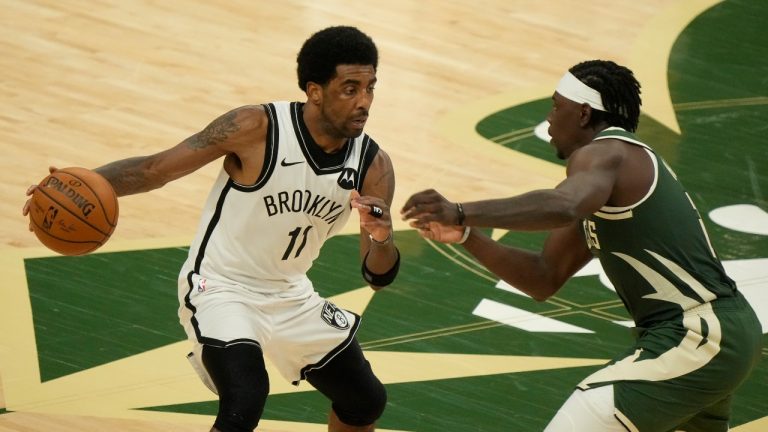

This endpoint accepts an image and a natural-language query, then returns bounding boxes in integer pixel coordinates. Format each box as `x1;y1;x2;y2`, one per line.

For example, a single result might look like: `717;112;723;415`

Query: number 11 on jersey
282;225;313;260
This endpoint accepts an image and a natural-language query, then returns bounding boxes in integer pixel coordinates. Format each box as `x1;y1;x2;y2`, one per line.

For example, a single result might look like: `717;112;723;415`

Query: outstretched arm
95;106;267;196
401;142;621;231
352;149;399;290
412;219;592;301
462;222;593;300
22;105;267;230
400;141;622;299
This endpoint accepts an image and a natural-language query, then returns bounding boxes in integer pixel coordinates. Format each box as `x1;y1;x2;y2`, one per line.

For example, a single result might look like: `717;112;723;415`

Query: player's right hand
23;166;58;230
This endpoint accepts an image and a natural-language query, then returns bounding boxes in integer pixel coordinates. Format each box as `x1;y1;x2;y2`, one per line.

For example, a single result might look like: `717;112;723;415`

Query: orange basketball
28;167;119;256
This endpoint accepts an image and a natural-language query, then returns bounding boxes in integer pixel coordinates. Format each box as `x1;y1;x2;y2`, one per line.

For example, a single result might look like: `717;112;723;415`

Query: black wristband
361;248;400;287
456;202;466;226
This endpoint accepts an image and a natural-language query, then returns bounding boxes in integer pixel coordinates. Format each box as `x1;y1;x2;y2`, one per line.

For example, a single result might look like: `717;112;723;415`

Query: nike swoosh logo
280;158;305;167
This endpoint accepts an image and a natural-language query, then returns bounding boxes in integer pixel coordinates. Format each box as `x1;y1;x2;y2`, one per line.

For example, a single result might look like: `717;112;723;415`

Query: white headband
556;72;605;111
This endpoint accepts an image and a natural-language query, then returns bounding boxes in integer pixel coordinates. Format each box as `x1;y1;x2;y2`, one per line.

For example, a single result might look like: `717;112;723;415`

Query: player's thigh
179;273;271;345
267;294;360;383
544;385;627;432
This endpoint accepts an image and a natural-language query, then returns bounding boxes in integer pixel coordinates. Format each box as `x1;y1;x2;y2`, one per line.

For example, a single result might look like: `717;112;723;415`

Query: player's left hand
412;221;466;244
401;188;460;227
351;190;392;242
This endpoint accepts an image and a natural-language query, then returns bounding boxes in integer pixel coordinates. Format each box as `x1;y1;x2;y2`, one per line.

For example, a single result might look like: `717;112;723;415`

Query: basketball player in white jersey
25;26;399;432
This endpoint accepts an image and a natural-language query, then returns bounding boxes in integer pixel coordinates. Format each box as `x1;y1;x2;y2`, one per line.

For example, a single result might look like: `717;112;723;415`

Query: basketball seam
29;217;104;246
61;168;118;227
35;182;113;237
28;217;103;255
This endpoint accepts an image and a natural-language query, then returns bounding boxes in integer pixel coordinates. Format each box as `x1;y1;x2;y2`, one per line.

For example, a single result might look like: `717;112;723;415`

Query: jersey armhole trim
595;147;658;218
356;136;379;192
230;103;279;192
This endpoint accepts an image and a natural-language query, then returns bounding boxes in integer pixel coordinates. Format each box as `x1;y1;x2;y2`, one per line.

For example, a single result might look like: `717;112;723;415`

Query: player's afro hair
297;26;378;91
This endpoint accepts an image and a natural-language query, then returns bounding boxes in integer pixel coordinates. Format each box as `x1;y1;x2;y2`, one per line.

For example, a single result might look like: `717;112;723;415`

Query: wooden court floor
1;0;766;430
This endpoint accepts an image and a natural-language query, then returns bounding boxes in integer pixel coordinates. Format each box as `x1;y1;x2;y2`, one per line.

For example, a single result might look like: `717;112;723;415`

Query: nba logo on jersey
337;168;357;190
321;301;350;330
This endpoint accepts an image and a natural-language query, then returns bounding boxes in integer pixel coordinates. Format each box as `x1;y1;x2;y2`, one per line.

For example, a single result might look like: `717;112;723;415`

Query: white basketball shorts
178;271;360;387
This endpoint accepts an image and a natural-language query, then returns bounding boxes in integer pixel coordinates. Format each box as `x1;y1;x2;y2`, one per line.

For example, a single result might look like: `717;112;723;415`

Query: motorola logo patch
337;168;357;190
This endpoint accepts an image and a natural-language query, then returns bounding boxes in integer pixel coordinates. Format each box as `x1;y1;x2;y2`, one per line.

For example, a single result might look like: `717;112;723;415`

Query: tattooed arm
95;105;268;196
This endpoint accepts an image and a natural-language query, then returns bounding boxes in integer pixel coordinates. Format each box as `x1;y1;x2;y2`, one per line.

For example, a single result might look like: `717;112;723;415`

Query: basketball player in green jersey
401;60;762;431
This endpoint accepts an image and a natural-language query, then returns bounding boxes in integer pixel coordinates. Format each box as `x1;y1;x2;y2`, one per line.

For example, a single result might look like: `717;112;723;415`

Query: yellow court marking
630;0;723;134
733;416;768;431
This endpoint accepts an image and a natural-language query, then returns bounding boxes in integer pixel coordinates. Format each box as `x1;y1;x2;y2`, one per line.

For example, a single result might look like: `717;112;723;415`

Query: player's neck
301;104;348;154
311;133;347;154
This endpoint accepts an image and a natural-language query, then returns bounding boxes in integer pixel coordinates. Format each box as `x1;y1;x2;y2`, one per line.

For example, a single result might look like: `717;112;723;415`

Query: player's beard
320;105;367;139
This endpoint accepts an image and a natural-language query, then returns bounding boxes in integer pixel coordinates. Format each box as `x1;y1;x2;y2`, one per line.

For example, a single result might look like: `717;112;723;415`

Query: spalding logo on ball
29;167;119;256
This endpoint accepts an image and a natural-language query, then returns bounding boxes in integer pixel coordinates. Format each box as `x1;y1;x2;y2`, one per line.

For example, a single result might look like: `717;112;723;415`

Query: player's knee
332;377;387;426
203;344;270;432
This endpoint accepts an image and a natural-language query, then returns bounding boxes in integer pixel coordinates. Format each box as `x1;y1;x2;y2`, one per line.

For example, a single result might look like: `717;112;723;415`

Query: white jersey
180;101;380;295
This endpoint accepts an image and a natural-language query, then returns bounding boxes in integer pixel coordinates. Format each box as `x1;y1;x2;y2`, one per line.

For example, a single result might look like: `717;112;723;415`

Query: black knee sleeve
332;374;387;426
306;340;387;426
202;343;269;432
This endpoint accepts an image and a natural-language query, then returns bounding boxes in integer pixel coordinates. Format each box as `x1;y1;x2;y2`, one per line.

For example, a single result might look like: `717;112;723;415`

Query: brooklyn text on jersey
263;190;345;224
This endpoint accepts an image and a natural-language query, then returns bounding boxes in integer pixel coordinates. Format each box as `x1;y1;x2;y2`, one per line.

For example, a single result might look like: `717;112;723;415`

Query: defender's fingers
402;202;439;221
401;190;432;213
408;219;434;231
401;203;425;220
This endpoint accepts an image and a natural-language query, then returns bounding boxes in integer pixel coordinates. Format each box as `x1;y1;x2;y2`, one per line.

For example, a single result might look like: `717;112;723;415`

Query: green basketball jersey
582;127;737;327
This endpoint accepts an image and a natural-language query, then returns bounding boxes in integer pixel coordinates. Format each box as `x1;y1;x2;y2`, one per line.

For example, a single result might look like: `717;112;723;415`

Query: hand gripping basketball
27;167;119;255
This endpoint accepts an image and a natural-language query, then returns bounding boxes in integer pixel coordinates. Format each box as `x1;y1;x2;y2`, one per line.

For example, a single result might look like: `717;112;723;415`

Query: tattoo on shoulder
187;110;240;149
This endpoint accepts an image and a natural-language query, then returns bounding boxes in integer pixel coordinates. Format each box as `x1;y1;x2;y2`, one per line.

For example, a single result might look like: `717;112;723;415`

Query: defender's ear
579;103;593;127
